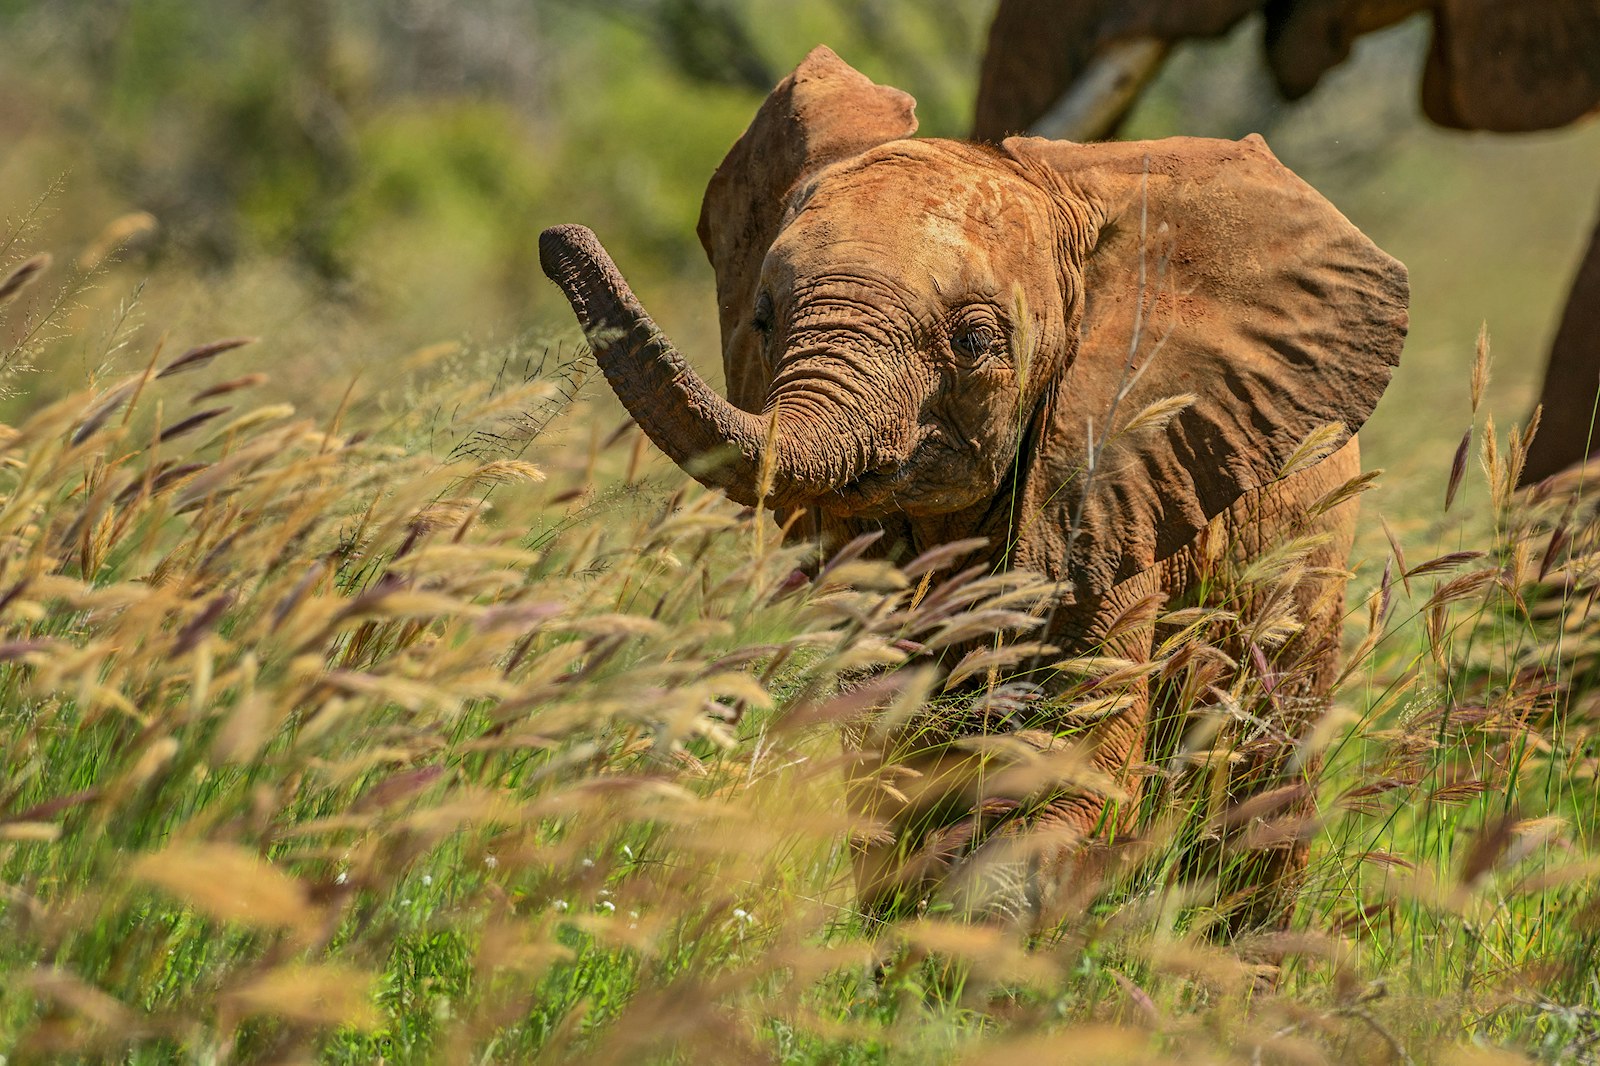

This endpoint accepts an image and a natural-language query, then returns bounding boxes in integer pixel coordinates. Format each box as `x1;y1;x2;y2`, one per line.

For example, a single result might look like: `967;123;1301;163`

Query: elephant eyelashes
952;327;995;358
950;310;1002;363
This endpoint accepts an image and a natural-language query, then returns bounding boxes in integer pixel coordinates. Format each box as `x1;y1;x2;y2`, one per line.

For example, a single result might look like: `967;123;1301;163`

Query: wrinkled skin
541;47;1409;932
973;0;1600;484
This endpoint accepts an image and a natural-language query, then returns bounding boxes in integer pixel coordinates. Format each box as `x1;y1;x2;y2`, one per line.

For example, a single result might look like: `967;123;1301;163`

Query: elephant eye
753;292;774;337
951;317;1000;362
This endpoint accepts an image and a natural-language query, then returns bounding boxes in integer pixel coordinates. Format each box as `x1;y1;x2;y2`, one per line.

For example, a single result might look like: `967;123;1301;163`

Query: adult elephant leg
1524;205;1600;485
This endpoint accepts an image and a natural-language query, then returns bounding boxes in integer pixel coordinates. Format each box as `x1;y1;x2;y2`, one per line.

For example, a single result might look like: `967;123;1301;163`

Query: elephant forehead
775;148;1051;294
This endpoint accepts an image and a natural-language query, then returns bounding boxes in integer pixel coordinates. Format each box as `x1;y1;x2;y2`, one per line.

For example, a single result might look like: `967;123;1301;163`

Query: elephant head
540;46;1408;604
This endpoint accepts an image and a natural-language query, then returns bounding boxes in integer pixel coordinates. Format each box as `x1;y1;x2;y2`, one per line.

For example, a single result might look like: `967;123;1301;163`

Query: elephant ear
697;46;917;412
1003;134;1408;599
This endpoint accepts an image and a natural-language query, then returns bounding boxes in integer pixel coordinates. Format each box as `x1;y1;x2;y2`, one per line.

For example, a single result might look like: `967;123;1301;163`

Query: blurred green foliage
0;0;988;288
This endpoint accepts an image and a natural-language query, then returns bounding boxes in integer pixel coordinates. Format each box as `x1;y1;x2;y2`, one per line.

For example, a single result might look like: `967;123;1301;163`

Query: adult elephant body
541;48;1408;930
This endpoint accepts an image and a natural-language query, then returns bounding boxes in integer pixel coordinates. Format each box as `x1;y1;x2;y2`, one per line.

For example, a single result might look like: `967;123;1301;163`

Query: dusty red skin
541;47;1409;933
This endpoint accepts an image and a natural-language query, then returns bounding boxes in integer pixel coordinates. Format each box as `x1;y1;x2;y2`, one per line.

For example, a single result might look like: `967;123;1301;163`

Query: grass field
4;202;1600;1063
4;5;1600;1062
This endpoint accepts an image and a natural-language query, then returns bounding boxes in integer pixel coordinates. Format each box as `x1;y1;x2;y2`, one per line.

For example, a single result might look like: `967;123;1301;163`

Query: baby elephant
540;47;1407;933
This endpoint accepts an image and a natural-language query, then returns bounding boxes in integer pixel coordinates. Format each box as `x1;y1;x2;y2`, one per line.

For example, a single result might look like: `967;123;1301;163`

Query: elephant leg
948;574;1163;929
847;738;1032;921
848;573;1161;929
848;730;1130;927
1162;442;1361;937
898;697;1154;931
1524;202;1600;485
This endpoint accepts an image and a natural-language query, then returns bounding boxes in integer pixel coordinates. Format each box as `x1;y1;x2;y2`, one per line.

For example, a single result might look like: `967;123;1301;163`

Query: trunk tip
539;223;594;249
538;224;601;278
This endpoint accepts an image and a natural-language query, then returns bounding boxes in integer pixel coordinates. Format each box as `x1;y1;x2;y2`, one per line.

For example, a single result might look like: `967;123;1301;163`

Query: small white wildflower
599;900;616;913
421;874;433;887
598;888;612;899
733;908;755;924
334;871;348;885
484;855;499;869
581;858;595;868
629;910;639;920
621;844;634;859
552;900;569;912
401;899;411;906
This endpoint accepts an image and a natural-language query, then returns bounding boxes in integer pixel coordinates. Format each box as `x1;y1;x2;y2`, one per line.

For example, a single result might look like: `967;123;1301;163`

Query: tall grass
1;240;1598;1064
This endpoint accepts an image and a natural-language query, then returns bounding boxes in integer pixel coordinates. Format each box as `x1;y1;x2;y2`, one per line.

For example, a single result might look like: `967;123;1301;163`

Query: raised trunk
538;225;861;508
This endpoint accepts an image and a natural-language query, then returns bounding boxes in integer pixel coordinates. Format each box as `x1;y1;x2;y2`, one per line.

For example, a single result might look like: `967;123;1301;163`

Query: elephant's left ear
698;46;918;411
1004;133;1408;599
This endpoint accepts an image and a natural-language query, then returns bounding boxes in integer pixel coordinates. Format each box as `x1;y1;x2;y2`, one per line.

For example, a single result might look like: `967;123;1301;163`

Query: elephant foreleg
1184;444;1360;938
847;574;1162;930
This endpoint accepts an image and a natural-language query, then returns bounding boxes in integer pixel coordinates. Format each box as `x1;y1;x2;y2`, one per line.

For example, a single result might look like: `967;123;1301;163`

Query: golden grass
0;238;1597;1064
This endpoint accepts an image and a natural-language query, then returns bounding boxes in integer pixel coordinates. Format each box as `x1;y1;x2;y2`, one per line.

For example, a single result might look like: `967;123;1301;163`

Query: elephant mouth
813;425;985;518
819;463;914;517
